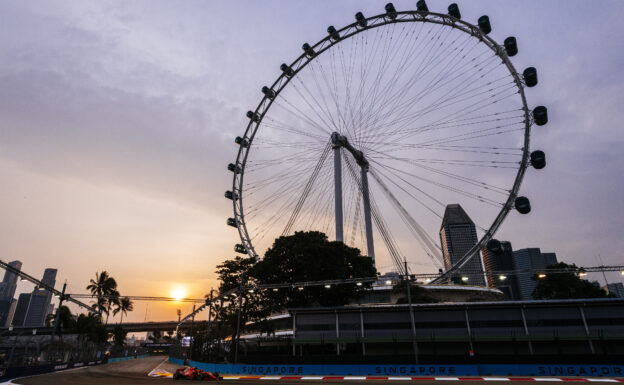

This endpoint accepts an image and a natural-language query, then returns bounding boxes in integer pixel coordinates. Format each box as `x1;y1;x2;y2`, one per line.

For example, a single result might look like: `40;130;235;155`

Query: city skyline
1;0;624;322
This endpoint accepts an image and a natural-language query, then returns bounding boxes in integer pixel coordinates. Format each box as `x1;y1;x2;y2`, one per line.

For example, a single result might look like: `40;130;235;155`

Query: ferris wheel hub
331;132;368;169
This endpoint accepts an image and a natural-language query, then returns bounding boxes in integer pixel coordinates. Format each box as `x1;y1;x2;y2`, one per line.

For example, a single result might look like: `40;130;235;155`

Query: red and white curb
218;376;624;381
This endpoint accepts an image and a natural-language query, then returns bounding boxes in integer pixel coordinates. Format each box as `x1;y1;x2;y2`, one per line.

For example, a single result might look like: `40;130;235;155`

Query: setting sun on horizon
171;287;187;301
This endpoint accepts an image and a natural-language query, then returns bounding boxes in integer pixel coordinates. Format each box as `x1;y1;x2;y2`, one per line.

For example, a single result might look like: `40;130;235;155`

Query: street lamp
461;276;469;282
499;275;507;281
538;274;547;279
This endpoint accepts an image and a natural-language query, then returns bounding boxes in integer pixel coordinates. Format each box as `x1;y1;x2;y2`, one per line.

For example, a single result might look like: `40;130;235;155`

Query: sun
171;287;186;301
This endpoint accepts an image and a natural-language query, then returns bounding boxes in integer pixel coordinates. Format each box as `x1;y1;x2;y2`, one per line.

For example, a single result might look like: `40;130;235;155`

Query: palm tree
113;297;134;324
86;271;118;322
105;289;120;325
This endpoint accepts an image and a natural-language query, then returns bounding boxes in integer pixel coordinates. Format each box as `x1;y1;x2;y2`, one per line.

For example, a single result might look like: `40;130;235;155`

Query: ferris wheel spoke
363;25;471;138
369;151;511;195
375;54;503;134
362;32;480;141
371;158;505;208
369;168;444;267
272;94;333;136
260;117;327;141
282;142;332;236
370;59;510;143
370;159;445;213
367;108;524;140
344;155;405;272
359;23;449;140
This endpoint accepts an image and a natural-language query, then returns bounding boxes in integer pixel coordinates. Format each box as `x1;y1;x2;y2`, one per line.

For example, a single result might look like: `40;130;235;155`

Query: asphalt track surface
8;356;619;385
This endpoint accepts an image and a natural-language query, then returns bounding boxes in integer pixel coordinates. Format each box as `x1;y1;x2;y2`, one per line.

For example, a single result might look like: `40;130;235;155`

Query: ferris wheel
225;1;548;283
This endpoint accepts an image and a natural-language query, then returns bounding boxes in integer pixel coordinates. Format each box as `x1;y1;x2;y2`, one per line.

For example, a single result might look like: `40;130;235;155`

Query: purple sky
1;0;623;322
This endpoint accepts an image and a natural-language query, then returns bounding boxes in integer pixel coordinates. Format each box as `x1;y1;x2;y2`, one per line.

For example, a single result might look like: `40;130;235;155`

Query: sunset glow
171;287;186;301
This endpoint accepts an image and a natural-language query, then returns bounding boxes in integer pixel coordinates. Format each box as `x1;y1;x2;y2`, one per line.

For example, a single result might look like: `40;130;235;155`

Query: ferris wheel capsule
228;163;241;174
385;3;397;19
225;190;238;201
302;43;316;57
355;12;367;28
416;0;429;13
280;63;294;77
523;67;538;87
530;150;546;169
235;136;249;147
234;244;247;254
327;26;340;41
227;218;238;228
478;15;492;34
448;3;461;20
262;86;276;99
515;196;531;214
246;110;260;122
533;106;548;125
504;37;518;57
486;239;502;254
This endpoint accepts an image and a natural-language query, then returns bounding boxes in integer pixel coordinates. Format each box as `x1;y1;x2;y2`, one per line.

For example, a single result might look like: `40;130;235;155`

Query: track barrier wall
169;358;624;377
0;355;149;381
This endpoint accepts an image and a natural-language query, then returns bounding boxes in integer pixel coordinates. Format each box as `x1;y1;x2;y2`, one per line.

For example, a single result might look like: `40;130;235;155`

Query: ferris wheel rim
231;9;533;276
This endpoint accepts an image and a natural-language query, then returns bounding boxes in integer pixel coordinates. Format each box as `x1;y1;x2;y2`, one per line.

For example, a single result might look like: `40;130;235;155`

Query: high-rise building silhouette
11;292;31;326
604;282;624;298
0;260;22;326
481;241;521;299
439;204;485;286
512;248;557;300
22;268;57;327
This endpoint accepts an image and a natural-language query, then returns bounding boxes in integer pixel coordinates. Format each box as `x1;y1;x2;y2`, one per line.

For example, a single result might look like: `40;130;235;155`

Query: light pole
404;260;418;363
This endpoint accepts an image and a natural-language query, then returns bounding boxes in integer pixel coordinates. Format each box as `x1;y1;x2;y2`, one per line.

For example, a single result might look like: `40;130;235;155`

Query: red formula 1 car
173;366;222;381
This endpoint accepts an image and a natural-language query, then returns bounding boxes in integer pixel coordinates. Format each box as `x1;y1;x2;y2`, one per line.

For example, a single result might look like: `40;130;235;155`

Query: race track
8;356;619;385
12;355;179;385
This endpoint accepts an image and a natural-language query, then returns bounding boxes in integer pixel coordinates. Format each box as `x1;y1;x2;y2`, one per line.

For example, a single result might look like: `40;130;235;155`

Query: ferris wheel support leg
361;166;376;266
334;145;344;242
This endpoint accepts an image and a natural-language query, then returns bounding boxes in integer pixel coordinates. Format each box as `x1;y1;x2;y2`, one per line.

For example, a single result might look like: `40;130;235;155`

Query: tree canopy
532;262;613;300
251;231;376;309
207;231;377;348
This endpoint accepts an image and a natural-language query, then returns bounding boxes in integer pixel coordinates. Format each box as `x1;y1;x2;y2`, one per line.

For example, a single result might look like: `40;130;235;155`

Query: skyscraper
512;248;558;300
11;292;32;326
23;268;57;327
481;241;521;299
439;204;485;286
0;260;22;299
604;282;624;298
0;260;22;326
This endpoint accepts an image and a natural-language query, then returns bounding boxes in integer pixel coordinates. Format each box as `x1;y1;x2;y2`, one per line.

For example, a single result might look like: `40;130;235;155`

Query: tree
45;305;77;329
113;297;134;324
212;256;271;343
112;326;127;346
76;313;108;345
149;330;162;342
251;231;376;309
532;262;614;300
105;289;120;325
86;271;119;323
